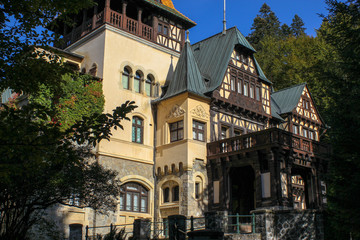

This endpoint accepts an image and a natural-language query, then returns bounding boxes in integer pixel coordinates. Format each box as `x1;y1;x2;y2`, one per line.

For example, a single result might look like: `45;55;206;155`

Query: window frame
134;71;142;93
145;75;153;97
193;120;205;142
170;120;184;142
120;182;148;213
132;116;144;144
122;67;130;90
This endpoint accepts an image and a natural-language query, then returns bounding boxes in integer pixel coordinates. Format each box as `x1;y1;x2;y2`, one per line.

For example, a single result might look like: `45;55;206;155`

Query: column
137;8;142;36
92;5;98;29
104;0;111;23
122;2;127;29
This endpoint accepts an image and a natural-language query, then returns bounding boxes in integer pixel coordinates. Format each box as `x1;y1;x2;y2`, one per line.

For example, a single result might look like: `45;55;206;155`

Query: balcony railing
60;9;155;49
207;128;330;160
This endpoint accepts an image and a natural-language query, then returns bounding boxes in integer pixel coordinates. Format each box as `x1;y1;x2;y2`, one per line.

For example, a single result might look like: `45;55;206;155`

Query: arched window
195;176;203;200
145;75;153;97
122;67;130;89
162;181;180;203
134;71;142;93
132;116;143;144
120;182;148;213
163;187;170;203
172;186;179;202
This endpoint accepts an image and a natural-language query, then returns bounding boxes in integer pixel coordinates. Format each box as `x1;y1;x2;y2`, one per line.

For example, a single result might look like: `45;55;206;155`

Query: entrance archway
230;166;255;214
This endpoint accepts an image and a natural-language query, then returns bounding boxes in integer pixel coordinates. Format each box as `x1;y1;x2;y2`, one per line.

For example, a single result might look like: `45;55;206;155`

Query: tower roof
157;40;207;101
144;0;196;28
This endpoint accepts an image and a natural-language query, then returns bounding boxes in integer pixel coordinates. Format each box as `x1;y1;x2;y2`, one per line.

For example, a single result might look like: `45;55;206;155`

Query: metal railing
227;214;255;234
85;223;133;240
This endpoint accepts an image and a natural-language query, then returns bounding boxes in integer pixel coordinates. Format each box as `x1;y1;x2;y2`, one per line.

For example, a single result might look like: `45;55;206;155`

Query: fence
85;213;256;239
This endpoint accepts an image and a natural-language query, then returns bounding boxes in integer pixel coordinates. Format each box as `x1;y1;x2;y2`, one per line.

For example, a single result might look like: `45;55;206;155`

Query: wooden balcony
60;9;157;49
207;128;330;160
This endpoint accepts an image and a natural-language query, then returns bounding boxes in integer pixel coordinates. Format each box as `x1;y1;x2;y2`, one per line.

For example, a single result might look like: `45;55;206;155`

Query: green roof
191;27;271;94
143;0;196;28
271;83;306;114
158;40;207;101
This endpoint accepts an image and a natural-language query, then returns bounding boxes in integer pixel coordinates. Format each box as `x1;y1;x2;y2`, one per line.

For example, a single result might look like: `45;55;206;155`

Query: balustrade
207;128;330;159
60;9;155;49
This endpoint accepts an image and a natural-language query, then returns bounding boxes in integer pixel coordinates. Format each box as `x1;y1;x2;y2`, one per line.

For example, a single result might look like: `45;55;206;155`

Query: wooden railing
60;9;156;49
207;128;330;160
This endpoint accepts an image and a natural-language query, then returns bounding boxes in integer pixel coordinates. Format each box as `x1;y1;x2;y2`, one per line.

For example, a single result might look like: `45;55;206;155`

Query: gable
295;86;321;124
230;49;256;75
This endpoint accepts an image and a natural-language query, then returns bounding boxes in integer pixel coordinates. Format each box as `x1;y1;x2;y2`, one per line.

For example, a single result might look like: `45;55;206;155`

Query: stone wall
252;209;324;240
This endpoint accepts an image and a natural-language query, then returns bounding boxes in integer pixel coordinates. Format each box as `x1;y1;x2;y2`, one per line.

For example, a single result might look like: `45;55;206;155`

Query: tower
50;0;196;237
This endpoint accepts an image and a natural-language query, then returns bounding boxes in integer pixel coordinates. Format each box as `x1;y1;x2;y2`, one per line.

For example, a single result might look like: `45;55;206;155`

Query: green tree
290;14;306;37
319;0;360;238
0;0;138;239
247;3;281;50
281;23;292;38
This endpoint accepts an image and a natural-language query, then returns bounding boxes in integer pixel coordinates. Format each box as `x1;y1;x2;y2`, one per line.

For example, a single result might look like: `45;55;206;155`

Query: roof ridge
272;82;306;95
192;27;237;46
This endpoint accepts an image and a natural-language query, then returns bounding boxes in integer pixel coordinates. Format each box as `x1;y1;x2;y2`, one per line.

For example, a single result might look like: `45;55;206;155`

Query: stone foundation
252;209;324;240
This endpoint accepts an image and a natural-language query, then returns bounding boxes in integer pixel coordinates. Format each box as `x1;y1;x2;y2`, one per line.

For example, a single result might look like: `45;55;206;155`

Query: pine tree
247;3;281;50
291;14;306;37
281;23;292;38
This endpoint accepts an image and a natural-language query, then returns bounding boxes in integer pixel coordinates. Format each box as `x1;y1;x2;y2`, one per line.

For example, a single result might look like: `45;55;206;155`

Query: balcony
61;9;157;49
207;128;330;160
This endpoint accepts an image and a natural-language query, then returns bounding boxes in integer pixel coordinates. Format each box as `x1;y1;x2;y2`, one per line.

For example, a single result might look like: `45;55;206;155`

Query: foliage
247;3;281;50
30;72;105;131
290;14;306;37
0;0;138;239
318;0;360;238
103;226;127;240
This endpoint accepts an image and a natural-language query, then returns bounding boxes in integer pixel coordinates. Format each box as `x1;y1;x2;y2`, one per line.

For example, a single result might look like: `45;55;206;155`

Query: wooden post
152;15;158;42
92;5;98;29
122;2;127;29
81;9;87;35
104;0;111;23
137;8;142;36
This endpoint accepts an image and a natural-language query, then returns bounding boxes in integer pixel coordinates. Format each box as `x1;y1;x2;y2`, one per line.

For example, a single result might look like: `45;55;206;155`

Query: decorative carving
191;105;209;119
166;105;185;119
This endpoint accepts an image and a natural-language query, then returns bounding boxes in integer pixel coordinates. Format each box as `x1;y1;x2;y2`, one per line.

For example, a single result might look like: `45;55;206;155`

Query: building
49;0;330;239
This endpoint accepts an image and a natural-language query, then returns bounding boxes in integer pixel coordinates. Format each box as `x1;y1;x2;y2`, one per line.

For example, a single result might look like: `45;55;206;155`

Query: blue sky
172;0;328;43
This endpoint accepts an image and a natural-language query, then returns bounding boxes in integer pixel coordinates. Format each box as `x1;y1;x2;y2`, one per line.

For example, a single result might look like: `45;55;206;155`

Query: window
195;182;200;199
250;84;254;98
145;75;153;97
132;116;143;143
309;131;315;140
237;79;242;94
195;176;203;200
158;24;162;33
243;82;249;96
89;63;97;77
134;71;142;93
293;125;299;135
163;26;168;35
234;129;243;136
230;76;235;91
170;120;184;142
120;182;148;213
163;187;170;203
154;83;159;97
69;224;82;240
221;126;228;139
256;86;261;101
193;120;205;141
158;23;168;35
303;100;309;109
172;186;179;201
162;181;180;203
303;128;308;138
122;67;130;89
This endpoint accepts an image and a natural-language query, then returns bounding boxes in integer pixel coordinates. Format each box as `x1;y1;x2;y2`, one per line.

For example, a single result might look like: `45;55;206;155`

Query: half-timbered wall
216;49;272;118
290;86;322;141
210;110;266;141
156;17;184;52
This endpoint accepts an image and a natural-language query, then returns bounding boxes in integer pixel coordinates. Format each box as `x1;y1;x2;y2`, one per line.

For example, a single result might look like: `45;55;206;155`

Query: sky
172;0;329;43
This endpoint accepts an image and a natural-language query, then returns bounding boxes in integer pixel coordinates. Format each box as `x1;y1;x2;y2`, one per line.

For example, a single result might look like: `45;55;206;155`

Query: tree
281;23;292;38
247;3;281;50
318;1;360;238
0;0;138;239
290;14;306;37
